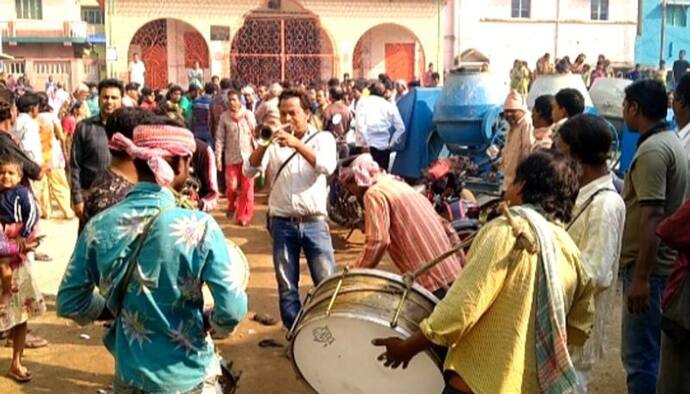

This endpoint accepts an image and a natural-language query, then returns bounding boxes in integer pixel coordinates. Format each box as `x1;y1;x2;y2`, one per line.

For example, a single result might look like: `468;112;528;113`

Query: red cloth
427;160;450;180
140;101;157;111
61;115;77;136
657;199;690;307
224;164;254;224
3;223;29;269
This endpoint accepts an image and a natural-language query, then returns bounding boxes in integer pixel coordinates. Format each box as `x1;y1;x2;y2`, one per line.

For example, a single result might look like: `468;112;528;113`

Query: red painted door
385;43;414;82
143;46;168;89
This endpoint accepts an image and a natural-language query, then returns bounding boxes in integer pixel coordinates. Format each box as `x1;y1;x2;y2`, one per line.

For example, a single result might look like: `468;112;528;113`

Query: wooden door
385;43;415;82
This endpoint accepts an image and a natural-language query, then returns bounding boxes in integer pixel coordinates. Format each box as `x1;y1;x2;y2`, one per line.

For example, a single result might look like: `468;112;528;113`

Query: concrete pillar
71;58;84;92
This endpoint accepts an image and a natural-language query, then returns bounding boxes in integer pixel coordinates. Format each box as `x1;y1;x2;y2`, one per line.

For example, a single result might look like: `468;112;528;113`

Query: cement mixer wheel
482;106;508;149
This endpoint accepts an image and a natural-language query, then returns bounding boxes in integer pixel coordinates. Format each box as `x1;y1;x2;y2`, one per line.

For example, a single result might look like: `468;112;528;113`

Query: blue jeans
621;266;667;394
270;218;336;329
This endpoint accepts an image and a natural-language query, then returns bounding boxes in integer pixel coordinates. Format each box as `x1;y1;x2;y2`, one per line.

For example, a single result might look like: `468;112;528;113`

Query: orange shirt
356;175;463;292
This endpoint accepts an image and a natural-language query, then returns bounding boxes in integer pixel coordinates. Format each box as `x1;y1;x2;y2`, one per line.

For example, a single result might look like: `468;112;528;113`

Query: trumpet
257;123;292;147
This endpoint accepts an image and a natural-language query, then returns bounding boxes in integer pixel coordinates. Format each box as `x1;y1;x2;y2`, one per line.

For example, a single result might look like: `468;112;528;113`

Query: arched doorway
353;24;425;83
128;19;210;89
231;0;334;85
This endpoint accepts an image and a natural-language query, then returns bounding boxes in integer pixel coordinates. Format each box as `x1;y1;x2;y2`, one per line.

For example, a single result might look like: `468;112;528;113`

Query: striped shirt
356;176;463;292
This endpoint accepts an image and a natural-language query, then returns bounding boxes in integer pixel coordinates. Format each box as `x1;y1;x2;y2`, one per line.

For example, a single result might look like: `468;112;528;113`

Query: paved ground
0;196;626;393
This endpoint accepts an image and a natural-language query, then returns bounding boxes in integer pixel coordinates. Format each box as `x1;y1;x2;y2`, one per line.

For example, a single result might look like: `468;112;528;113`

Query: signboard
106;46;117;62
211;26;230;41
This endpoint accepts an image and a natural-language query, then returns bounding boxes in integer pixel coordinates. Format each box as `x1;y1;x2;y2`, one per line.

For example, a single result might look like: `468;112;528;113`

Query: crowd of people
511;51;690;95
0;52;687;394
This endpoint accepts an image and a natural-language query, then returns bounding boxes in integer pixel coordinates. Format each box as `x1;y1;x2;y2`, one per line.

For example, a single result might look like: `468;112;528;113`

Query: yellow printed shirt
419;214;594;394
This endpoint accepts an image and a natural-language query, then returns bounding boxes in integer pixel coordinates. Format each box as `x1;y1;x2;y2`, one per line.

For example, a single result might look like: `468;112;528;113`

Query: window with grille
591;0;609;20
667;6;688;28
81;7;104;25
511;0;530;18
15;0;42;20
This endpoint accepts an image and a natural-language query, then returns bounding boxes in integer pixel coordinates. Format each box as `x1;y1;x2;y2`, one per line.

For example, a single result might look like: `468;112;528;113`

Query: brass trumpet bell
257;124;291;147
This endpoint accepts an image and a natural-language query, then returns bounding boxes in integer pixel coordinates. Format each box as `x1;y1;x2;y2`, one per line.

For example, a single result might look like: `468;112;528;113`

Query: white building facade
443;0;638;85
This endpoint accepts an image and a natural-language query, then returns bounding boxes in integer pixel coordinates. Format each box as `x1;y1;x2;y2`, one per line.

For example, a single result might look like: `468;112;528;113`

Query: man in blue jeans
620;79;689;394
244;88;337;329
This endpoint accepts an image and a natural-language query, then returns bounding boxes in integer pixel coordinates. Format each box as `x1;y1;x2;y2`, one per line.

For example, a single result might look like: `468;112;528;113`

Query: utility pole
660;0;667;63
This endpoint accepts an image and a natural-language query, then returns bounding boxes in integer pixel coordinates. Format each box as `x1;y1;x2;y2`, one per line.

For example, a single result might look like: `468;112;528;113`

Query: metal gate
129;19;168;89
129;19;210;89
231;17;333;85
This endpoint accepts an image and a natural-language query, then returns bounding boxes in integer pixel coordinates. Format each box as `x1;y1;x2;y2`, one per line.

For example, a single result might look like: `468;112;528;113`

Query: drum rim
316;268;440;303
289;312;445;393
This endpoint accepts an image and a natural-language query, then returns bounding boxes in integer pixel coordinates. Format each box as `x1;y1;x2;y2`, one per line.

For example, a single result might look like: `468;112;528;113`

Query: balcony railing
1;20;89;43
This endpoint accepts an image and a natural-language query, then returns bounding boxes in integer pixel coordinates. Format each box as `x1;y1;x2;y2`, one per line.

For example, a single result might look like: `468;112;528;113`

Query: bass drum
288;269;444;394
226;240;250;291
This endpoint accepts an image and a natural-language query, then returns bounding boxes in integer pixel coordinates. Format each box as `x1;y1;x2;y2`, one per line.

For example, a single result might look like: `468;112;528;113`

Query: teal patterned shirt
57;183;248;392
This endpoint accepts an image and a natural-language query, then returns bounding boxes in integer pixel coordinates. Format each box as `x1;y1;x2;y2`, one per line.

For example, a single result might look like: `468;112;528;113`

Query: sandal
8;367;32;383
251;313;278;326
258;338;284;348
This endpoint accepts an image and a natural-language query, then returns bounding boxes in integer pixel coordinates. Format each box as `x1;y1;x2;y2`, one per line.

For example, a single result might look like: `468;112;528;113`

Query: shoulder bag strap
566;188;616;231
270;131;320;186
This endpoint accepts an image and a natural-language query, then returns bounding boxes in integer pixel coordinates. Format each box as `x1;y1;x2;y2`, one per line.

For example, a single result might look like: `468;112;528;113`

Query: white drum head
292;315;444;394
226;240;250;291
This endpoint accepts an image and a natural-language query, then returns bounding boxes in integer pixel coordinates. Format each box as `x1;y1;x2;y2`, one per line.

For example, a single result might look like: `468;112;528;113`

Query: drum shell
289;269;445;394
299;270;438;336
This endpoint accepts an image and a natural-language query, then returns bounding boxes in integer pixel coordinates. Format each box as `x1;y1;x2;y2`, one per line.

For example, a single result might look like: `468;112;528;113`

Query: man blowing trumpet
244;88;338;330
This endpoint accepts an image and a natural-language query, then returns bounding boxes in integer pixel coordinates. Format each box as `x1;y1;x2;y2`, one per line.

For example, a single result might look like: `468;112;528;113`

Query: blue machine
618;112;676;174
431;70;507;173
391;87;442;179
589;77;677;175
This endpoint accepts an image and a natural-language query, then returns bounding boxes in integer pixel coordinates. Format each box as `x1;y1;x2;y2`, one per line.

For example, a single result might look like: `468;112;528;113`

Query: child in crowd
0;157;39;307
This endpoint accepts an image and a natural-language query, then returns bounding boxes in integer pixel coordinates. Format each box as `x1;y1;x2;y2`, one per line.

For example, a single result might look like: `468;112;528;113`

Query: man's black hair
558;114;612;166
219;78;232;90
353;79;368;92
675;73;690;107
141;87;153;96
204;82;216;95
168;85;184;95
125;82;138;92
514;150;580;223
105;107;153;140
624;79;668;121
329;86;344;102
534;94;556;124
555;88;585;117
327;78;340;88
16;93;40;113
105;108;154;158
369;82;386;98
98;79;125;96
139;114;187;128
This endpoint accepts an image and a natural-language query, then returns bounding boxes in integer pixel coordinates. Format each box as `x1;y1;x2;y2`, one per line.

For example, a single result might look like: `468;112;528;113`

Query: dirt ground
0;195;627;393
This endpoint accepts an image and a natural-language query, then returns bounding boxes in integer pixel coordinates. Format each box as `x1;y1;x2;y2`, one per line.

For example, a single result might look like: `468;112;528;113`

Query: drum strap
566;187;616;231
111;207;170;318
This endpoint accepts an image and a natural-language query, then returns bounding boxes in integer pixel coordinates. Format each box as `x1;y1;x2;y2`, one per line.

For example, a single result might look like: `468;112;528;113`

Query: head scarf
339;153;383;187
109;124;196;186
504;90;528;112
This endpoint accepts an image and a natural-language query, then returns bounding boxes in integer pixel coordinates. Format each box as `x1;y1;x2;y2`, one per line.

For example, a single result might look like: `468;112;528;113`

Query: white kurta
566;173;626;390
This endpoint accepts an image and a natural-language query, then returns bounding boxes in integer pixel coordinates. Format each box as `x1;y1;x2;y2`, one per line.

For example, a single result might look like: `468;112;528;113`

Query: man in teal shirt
57;123;247;392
